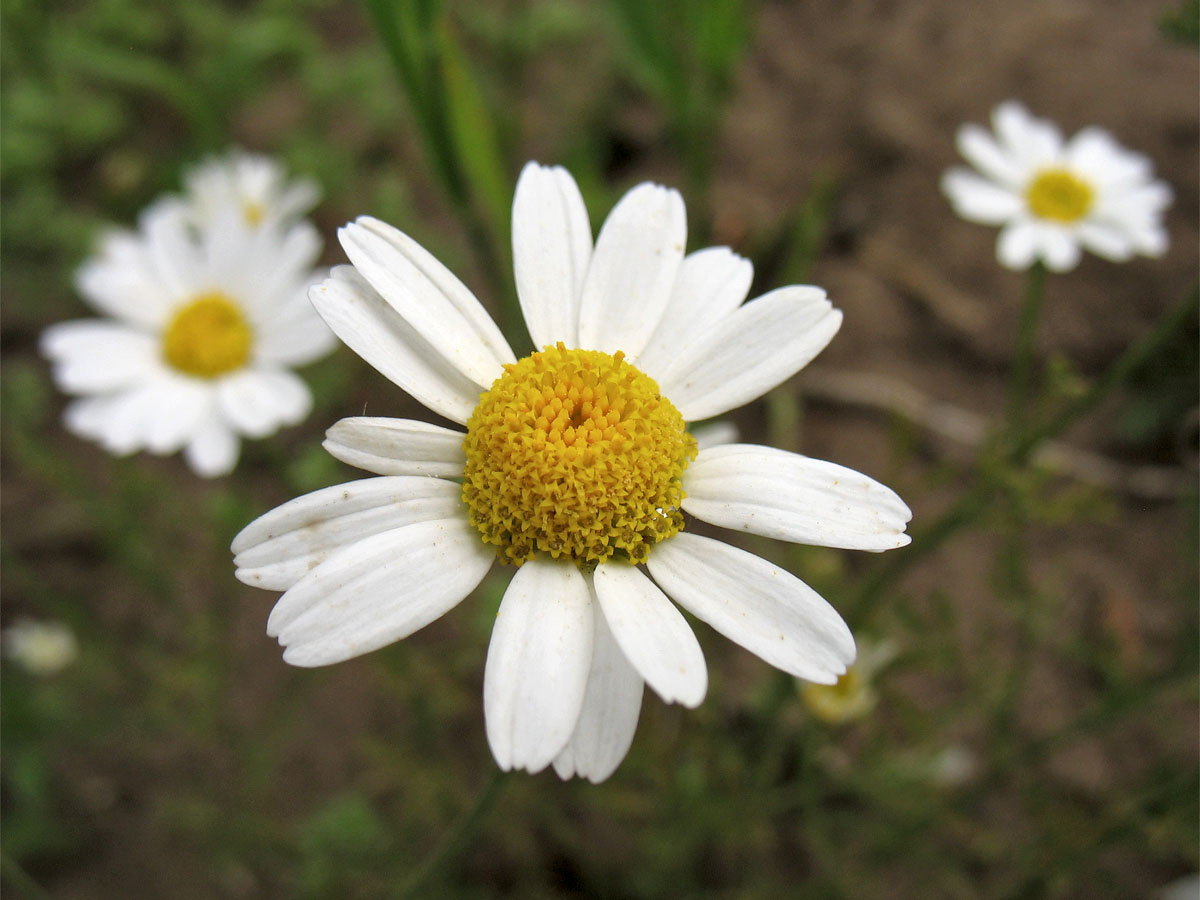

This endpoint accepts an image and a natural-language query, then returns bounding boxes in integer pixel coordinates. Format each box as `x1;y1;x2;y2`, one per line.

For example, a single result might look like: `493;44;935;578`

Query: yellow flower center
462;343;697;568
243;202;265;227
800;665;870;725
1025;168;1094;223
162;293;253;378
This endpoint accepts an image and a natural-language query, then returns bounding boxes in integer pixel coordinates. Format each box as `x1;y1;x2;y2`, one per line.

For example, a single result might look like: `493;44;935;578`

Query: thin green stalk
398;769;507;900
1012;282;1200;463
1006;262;1047;439
848;485;991;628
359;0;514;335
989;530;1037;748
850;284;1198;627
1;852;53;900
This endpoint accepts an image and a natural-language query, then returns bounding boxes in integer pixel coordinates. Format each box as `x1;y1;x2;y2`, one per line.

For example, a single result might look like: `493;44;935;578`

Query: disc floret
163;293;253;378
1026;168;1094;223
463;343;697;567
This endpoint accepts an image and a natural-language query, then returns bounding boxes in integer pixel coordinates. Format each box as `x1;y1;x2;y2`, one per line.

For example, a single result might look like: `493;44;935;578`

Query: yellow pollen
1025;168;1094;223
243;202;265;227
462;343;697;568
162;293;253;378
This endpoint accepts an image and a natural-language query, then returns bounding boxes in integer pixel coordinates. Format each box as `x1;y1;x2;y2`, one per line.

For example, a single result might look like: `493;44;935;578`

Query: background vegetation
2;0;1197;897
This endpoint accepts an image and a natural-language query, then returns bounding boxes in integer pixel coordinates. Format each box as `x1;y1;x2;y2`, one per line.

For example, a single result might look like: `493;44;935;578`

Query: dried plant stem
802;368;1191;499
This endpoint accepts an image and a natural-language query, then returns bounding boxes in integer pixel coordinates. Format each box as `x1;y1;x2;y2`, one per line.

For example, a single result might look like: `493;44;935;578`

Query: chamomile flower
43;180;336;477
2;617;79;676
232;162;912;782
178;148;320;231
942;101;1172;272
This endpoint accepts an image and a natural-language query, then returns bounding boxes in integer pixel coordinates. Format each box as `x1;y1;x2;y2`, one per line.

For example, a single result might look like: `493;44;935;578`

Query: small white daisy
942;100;1172;272
2;617;79;676
178;148;320;231
43;181;336;477
232;162;912;782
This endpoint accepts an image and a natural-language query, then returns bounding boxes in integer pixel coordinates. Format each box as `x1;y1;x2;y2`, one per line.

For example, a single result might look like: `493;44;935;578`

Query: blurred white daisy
942;100;1172;272
43;174;336;476
232;162;912;782
3;617;79;676
178;148;320;231
800;637;897;725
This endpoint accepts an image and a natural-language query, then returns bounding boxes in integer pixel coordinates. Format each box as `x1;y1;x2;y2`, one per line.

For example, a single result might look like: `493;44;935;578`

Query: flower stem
1;852;53;900
850;283;1199;626
1006;262;1048;439
398;768;507;900
1011;282;1199;464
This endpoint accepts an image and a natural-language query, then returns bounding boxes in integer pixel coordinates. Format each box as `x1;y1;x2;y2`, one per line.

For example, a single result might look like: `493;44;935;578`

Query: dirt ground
3;0;1197;897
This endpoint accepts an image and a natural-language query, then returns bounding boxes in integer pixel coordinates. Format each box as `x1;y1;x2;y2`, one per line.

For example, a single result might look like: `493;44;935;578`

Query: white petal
553;594;644;783
184;414;240;476
996;221;1039;271
512;162;593;349
993;100;1062;169
255;293;338;368
271;517;493;666
941;170;1023;225
216;369;312;438
658;286;842;422
593;564;706;707
1065;128;1151;189
41;321;161;394
256;313;339;368
682;444;912;551
62;395;122;443
635;246;754;382
144;377;211;454
75;230;179;329
339;216;514;387
308;266;481;425
1037;226;1082;272
277;180;322;223
139;201;204;300
233;476;466;591
647;533;855;684
1130;224;1169;257
956;123;1026;188
577;183;686;358
483;560;593;774
323;417;466;477
1075;222;1134;262
67;382;170;454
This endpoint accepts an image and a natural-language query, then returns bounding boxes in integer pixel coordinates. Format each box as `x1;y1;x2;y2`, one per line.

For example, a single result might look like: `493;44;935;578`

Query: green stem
1;852;53;900
848;484;991;628
989;530;1037;747
1006;262;1048;439
398;768;507;900
359;0;514;334
1011;283;1199;464
850;283;1198;626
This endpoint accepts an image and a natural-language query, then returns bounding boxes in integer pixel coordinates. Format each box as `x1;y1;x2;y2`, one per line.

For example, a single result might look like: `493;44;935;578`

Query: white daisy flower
2;617;79;676
232;162;912;782
941;100;1172;272
178;148;320;231
43;190;337;477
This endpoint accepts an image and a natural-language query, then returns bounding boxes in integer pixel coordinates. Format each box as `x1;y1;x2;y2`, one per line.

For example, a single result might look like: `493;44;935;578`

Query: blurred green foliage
1160;0;1200;44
